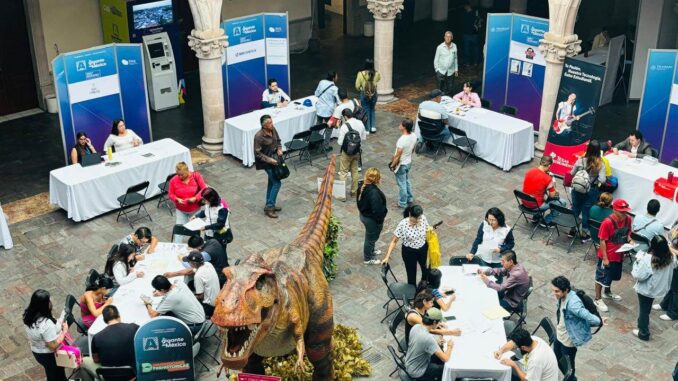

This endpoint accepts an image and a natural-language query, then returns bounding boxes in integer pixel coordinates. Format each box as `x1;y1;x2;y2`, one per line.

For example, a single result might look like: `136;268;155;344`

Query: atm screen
147;43;165;59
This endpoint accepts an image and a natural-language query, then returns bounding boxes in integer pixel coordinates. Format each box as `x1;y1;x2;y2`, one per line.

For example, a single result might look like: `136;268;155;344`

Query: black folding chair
64;294;89;334
308;123;331;158
107;244;119;259
531;317;557;346
447;126;478;167
546;203;581;253
380;263;416;323
449;255;481;266
417;110;448;160
387;345;415;381
670;159;678;169
388;309;408;355
96;366;136;381
500;105;518;116
480;98;492;109
283;130;312;169
508;276;533;329
649;148;659;158
156;173;175;215
116;181;151;228
170;224;200;242
513;190;546;239
585;219;602;261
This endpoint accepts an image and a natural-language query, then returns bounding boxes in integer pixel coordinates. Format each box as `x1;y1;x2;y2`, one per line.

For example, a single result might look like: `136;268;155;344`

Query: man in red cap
594;199;633;312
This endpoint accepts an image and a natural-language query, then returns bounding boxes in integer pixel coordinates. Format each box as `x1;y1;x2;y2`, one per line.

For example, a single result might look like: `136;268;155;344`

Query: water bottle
107;146;113;162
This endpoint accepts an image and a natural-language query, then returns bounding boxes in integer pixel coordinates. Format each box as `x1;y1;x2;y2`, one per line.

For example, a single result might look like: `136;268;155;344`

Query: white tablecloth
439;266;511;381
415;100;534;171
606;154;678;228
88;242;188;350
0;203;12;250
223;96;320;166
49;139;192;222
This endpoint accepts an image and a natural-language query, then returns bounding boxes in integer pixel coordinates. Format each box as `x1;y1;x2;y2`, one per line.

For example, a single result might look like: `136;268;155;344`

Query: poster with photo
522;62;533;77
510;59;521;74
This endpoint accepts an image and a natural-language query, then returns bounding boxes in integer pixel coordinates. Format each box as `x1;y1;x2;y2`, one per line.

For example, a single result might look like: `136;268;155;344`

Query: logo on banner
651;64;673;71
76;61;87;72
521;24;529;34
121;59;138;66
143;337;159;351
268;26;282;33
233;26;242;36
88;59;107;69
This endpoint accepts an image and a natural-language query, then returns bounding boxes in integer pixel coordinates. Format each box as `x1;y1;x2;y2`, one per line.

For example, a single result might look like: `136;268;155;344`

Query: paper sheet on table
482;305;510;320
616;243;639;253
462;264;480;275
184;218;206;231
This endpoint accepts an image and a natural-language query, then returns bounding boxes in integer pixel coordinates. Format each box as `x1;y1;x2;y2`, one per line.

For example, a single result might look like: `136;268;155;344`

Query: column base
376;90;398;104
200;136;223;155
534;141;546;152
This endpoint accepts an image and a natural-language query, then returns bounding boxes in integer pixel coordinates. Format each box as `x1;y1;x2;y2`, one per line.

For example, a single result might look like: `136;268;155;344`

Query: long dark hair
201;187;221;207
363;59;375;81
23;289;54;327
584;139;602;173
110;120;124;135
486;207;506;227
649;236;673;270
416;269;442;295
412;289;434;309
105;243;136;276
86;275;114;292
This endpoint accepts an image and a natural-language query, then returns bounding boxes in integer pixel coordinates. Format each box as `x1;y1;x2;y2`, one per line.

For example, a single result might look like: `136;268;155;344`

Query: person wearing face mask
168;161;206;241
261;78;290;108
612;131;653;158
452;81;481;107
466;207;515;268
382;205;429;286
494;328;559;381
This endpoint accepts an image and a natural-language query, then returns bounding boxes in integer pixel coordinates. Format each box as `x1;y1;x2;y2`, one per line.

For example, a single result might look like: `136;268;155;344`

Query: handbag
54;332;82;369
426;226;441;269
272;153;290;180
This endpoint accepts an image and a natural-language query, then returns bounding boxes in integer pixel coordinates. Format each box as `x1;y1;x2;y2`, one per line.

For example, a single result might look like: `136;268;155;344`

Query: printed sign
482;14;512;112
134;317;195;381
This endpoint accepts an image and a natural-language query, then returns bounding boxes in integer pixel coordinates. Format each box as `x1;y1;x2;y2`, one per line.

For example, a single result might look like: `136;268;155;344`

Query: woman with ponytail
356;168;388;265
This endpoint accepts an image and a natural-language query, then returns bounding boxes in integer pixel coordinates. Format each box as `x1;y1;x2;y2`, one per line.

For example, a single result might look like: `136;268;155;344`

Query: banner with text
264;13;290;96
662;60;678;163
482;14;512;112
544;58;605;176
134;317;195;381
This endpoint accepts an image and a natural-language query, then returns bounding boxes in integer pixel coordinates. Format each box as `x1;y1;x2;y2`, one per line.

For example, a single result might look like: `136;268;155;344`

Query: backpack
573;288;603;334
571;168;592;193
341;123;362;156
352;99;368;126
362;72;377;100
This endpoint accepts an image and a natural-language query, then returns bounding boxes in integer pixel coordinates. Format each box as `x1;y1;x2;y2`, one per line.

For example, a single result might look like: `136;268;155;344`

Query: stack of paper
184;218;207;231
462;264;480;275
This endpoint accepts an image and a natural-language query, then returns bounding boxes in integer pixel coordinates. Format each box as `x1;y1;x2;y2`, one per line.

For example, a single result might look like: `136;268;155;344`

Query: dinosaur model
212;157;337;380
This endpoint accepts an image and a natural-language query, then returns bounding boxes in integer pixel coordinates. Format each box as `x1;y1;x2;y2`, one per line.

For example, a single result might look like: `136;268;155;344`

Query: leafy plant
322;214;342;281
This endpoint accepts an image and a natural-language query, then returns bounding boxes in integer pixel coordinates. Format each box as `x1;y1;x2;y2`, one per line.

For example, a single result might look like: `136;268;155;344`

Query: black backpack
341;123;362;156
352;99;368;126
573;288;603;334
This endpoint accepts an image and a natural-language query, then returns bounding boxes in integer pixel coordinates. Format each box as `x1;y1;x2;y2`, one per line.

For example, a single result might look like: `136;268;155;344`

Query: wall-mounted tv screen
132;0;173;30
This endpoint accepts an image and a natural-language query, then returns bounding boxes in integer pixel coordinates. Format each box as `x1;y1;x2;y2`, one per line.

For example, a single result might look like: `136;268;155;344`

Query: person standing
355;59;381;132
434;31;458;95
254;114;284;218
632;236;677;341
356;168;388;265
389;119;418;208
655;223;678;321
168;162;206;242
337;109;367;197
382;205;429;286
314;71;339;124
23;290;69;381
461;2;482;66
632;199;665;252
569;140;606;242
551;276;603;381
328;88;355;129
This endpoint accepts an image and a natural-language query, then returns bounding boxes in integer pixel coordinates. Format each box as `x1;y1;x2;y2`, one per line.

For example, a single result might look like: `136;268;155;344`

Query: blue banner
117;44;152;145
53;57;75;164
264;13;290;95
134;317;195;381
482;14;512;112
662;63;678;162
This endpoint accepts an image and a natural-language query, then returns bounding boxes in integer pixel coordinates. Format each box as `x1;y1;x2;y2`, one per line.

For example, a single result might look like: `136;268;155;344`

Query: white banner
67;74;121;104
265;38;288;65
226;39;265;65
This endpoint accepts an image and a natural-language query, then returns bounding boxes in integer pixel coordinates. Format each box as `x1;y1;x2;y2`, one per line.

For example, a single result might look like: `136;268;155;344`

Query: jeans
339;152;360;194
435;72;455;95
660;268;678;320
571;188;599;233
360;94;377;131
402;243;428;286
462;34;481;65
80;356;100;381
554;340;578;381
395;164;414;207
174;209;197;243
264;168;282;208
538;198;566;223
637;293;653;340
360;215;383;261
32;352;67;381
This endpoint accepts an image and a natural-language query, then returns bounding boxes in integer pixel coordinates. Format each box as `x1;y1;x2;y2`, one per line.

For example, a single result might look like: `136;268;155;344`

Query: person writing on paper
404;307;455;381
478;251;530;313
71;132;97;164
466;207;515;268
144;275;206;335
494;328;559;381
405;290;461;345
452;82;481;107
104;244;144;287
103;120;142;152
168;162;206;240
632;199;665;253
612;131;653;158
79;275;114;328
23;289;69;381
261;78;290;109
417;269;458;312
119;226;158;255
191;187;230;246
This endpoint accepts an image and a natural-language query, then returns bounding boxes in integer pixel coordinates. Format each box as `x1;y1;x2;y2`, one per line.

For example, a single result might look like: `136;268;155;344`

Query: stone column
367;0;404;103
187;0;228;154
535;0;582;150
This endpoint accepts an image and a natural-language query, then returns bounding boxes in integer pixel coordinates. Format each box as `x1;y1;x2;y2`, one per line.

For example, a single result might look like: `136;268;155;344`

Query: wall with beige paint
221;0;312;21
40;0;104;65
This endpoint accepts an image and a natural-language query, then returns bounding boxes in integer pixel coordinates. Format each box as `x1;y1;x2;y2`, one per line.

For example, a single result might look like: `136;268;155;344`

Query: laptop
81;153;102;167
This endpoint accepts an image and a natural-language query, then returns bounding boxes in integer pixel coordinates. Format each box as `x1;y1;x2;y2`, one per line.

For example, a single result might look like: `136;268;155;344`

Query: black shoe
567;228;576;238
539;221;556;228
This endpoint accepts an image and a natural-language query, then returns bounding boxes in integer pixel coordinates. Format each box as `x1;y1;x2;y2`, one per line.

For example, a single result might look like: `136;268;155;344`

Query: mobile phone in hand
444;289;455;295
444;315;456;321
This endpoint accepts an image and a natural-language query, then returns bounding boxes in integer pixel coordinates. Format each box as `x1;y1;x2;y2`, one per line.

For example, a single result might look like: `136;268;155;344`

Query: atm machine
142;32;179;111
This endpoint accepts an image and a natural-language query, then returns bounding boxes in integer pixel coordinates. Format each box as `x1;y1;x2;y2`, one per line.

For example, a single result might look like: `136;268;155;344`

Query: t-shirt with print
156;282;206;325
194;262;220;306
394;215;429;249
404;324;441;378
522;168;555;208
25;317;59;353
598;214;631;262
396;133;418;166
520;336;559;381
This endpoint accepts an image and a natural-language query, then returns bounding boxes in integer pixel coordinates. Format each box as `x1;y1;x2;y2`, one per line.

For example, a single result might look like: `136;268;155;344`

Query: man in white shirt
261;78;290;109
418;89;451;143
329;88;355;128
185;252;221;317
434;31;459;95
390;118;418;208
337;109;367;197
494;328;559;381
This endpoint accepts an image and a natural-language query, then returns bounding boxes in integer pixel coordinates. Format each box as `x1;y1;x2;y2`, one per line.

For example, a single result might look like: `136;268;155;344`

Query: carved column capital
367;0;404;20
188;31;228;60
538;32;581;64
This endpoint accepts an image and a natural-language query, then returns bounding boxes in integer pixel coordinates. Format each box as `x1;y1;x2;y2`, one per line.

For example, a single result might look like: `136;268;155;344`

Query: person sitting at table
589;192;614;245
417;269;456;312
70;132;97;165
632;199;665;253
191;187;230;247
405;290;461;345
81;305;139;380
493;328;559;381
183;252;220;317
104;244;144;287
144;275;206;335
80;275;114;328
452;81;481;107
261;78;290;109
478;251;530;313
404;307;454;381
417;89;450;143
613;131;653;158
521;155;566;226
466;207;515;268
190;236;228;286
103;120;142;153
168;162;207;241
119;226;158;255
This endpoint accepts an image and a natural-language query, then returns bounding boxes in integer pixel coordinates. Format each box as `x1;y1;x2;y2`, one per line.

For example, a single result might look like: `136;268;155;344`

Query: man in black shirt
81;306;139;379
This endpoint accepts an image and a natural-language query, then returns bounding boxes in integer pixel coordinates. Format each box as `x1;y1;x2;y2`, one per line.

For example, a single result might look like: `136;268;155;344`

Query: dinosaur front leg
291;314;307;374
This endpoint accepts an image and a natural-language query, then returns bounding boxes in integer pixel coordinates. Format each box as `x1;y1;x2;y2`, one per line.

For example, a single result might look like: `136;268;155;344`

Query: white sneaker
632;328;639;337
363;259;381;265
652;304;663;311
373;249;382;256
358;167;362;172
660;314;673;321
594;299;609;312
370;127;377;133
602;293;622;301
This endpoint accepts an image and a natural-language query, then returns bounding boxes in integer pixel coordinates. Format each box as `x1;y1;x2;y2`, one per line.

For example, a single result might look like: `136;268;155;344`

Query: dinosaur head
211;253;280;369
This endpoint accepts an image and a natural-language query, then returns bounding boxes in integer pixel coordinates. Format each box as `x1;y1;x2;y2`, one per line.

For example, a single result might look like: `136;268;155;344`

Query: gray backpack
572;169;592;193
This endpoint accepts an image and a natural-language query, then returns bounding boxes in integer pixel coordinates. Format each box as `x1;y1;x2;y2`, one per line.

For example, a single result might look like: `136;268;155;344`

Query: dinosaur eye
255;276;265;290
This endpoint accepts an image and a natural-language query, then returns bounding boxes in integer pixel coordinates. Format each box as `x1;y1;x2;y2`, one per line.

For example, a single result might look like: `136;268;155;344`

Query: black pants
661;268;678;320
415;355;444;381
554;340;578;381
402;243;428;286
360;215;383;261
436;72;455;95
203;303;215;318
33;352;67;381
637;293;653;340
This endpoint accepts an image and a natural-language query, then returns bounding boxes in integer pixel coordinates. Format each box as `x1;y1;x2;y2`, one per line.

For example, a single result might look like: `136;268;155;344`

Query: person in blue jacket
551;276;604;381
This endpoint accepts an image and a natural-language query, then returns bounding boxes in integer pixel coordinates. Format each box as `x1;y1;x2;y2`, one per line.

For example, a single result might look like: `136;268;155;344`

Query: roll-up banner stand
134;317;195;380
637;50;678;164
482;14;511;112
52;43;152;165
544;58;605;176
